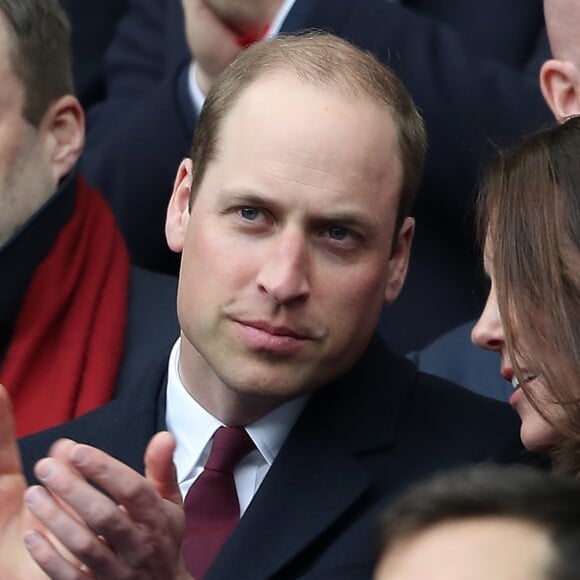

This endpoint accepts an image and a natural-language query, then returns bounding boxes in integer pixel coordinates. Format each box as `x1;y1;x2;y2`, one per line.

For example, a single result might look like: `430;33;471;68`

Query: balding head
541;0;580;120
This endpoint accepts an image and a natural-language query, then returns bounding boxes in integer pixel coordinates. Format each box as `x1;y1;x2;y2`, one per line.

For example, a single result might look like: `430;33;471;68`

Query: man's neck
177;334;291;426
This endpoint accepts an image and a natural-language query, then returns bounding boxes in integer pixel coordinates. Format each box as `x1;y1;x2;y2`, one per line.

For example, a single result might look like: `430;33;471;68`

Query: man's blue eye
240;207;260;220
329;226;348;241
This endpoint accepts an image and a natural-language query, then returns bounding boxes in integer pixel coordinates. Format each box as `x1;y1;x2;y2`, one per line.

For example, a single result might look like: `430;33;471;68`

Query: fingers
144;431;182;505
26;464;132;577
33;449;161;545
65;444;169;526
24;529;92;580
26;442;186;578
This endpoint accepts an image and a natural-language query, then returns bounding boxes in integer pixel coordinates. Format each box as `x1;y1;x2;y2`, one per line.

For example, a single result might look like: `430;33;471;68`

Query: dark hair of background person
0;0;73;126
477;116;580;476
377;465;580;580
189;32;427;236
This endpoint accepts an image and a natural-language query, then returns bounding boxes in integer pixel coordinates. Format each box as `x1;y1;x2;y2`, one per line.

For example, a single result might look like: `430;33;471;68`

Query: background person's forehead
376;517;554;580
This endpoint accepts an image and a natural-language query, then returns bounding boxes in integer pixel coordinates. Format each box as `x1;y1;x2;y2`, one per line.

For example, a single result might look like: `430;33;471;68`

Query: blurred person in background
374;465;580;580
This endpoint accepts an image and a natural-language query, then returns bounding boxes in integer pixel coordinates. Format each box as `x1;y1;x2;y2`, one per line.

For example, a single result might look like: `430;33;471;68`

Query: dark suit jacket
80;0;552;353
20;336;531;579
116;264;179;398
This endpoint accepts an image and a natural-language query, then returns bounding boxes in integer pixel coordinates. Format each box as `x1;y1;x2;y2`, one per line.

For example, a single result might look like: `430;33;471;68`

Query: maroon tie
183;426;255;578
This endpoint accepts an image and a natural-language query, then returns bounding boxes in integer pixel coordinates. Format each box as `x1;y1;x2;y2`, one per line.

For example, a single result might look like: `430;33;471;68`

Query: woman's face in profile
471;239;565;452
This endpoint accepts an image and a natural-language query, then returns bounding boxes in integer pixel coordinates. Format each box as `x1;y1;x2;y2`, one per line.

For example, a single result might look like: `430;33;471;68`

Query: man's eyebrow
310;211;376;230
217;189;278;207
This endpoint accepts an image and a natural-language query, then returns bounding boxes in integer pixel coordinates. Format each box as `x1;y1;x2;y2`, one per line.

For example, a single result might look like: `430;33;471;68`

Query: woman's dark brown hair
478;117;580;475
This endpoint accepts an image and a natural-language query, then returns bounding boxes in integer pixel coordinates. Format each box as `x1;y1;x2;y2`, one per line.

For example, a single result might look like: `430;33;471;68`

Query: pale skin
0;385;48;580
25;435;189;579
166;72;412;425
374;517;554;580
0;8;84;248
540;0;580;120
199;0;283;34
7;72;413;576
181;0;284;94
0;384;191;579
471;240;564;452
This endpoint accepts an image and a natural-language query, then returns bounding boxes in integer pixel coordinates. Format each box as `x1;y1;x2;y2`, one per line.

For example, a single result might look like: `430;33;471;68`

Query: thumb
0;384;23;475
144;431;182;505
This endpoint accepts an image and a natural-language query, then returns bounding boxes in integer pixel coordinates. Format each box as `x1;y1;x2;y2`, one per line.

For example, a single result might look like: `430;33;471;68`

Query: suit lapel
207;338;417;579
19;350;169;482
207;410;372;580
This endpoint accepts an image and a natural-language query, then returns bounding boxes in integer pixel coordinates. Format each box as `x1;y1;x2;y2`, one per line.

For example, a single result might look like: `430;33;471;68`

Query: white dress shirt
166;338;308;515
188;0;298;114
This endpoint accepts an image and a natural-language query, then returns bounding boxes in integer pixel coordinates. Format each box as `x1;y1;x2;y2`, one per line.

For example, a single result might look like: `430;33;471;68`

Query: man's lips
236;319;313;340
233;320;313;354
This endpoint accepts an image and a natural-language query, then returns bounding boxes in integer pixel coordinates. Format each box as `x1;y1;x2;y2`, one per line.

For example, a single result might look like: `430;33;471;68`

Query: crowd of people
0;0;578;578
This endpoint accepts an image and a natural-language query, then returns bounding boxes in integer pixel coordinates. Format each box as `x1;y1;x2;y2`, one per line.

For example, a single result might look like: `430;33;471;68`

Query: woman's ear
166;158;194;253
540;59;580;121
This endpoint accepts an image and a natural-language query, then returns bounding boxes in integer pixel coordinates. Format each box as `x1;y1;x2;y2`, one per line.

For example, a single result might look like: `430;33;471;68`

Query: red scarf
1;176;130;437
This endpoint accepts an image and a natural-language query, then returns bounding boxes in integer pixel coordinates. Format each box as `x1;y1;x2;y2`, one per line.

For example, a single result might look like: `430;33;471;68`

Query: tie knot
205;426;254;473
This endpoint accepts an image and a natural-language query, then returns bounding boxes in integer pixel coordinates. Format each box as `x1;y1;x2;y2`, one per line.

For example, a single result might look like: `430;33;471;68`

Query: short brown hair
0;0;73;126
477;117;580;476
377;465;580;580
190;32;427;232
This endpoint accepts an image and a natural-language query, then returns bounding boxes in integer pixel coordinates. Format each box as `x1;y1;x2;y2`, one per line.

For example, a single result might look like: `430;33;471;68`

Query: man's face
0;12;54;248
374;517;554;580
167;72;412;423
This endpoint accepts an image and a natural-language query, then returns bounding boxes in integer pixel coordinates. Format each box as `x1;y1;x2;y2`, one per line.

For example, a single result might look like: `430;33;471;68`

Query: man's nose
256;232;310;305
471;292;505;352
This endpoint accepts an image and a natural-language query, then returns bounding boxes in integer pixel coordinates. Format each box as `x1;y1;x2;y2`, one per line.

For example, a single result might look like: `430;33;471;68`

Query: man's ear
540;59;580;121
384;217;414;305
166;158;194;253
40;95;85;184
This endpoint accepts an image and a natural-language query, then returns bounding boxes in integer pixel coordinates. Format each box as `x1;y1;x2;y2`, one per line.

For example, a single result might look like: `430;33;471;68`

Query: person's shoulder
129;265;178;297
126;264;178;343
409;368;523;443
18;394;135;484
116;265;179;395
411;361;515;423
365;336;525;455
19;349;169;484
127;265;179;324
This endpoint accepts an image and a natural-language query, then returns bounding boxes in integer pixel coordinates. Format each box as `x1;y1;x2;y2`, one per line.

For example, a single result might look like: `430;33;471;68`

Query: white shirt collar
268;0;297;37
166;338;308;485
